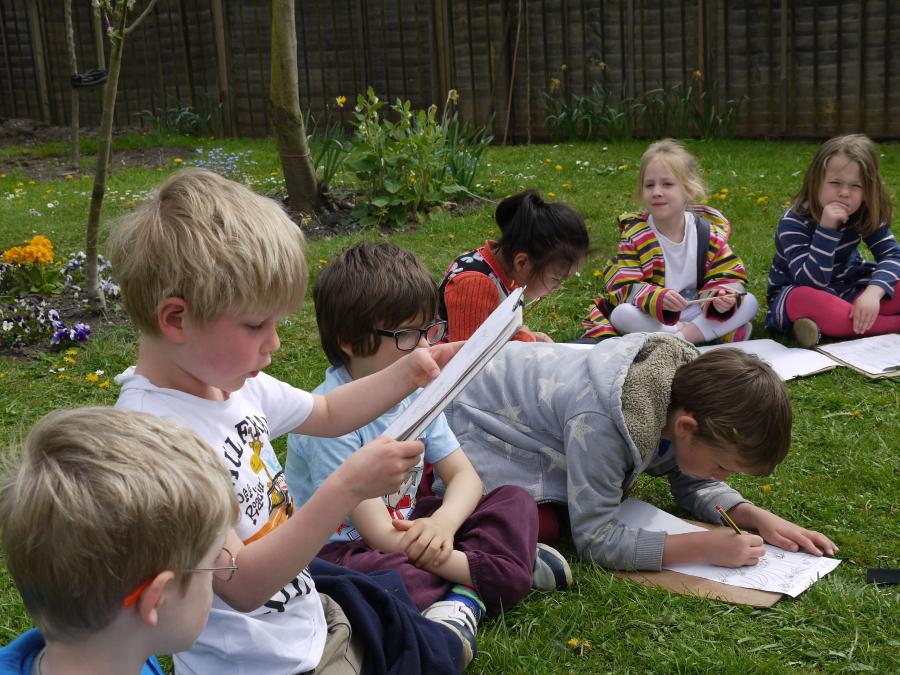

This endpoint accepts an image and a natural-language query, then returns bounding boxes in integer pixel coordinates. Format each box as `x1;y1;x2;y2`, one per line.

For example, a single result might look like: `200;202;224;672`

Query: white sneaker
533;543;573;590
422;599;478;669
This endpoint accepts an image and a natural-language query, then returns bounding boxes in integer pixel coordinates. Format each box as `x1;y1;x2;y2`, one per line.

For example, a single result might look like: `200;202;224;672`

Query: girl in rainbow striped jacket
582;139;758;343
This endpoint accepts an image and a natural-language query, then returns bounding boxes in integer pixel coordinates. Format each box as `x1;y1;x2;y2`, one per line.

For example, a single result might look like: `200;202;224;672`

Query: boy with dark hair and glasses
0;407;239;675
288;243;572;663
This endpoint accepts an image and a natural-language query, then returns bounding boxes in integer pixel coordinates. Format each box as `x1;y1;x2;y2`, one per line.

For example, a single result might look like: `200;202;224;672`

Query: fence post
780;0;788;135
26;0;50;123
432;0;452;104
210;0;234;136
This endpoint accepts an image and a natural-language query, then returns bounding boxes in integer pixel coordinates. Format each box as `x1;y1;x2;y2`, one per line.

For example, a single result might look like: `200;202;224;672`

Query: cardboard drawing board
613;519;783;608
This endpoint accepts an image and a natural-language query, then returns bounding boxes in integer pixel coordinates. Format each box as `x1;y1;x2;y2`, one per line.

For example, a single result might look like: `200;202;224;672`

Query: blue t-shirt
286;364;459;543
0;629;164;675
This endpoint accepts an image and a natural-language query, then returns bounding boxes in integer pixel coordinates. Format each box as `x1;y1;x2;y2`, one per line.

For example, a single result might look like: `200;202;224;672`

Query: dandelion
617;164;629;172
544;158;552;164
561;182;573;190
173;157;183;164
555;164;563;172
99;379;110;389
335;95;347;107
549;78;560;94
755;195;769;205
318;258;329;265
270;171;279;177
85;372;99;383
447;234;456;241
760;484;773;493
64;356;75;365
65;349;77;356
592;269;602;277
547;192;556;198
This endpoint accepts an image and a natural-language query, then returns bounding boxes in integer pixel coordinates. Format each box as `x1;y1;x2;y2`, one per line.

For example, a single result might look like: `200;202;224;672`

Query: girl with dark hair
437;190;589;342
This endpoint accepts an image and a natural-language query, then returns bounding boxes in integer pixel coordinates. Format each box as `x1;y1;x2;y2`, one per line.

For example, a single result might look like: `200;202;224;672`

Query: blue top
766;207;900;331
286;364;459;543
0;629;164;675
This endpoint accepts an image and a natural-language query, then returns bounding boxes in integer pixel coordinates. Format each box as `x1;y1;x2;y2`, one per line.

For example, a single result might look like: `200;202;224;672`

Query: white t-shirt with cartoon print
285;364;459;544
115;369;323;675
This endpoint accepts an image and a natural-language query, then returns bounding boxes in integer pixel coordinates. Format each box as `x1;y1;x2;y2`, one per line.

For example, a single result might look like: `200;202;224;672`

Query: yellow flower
550;312;559;321
549;78;560;94
85;373;99;383
567;638;580;649
126;200;135;208
173;157;183;164
720;187;729;193
760;484;773;493
544;158;552;164
270;171;279;177
593;269;602;277
336;95;347;107
692;69;703;80
65;348;78;356
561;182;573;190
63;356;75;365
318;258;329;265
99;379;110;389
547;192;556;198
447;233;456;241
617;164;629;172
555;164;563;172
756;195;769;205
65;174;73;180
447;89;460;104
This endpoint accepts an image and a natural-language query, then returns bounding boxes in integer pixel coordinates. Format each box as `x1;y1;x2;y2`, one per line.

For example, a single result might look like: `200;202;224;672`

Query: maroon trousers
318;486;537;617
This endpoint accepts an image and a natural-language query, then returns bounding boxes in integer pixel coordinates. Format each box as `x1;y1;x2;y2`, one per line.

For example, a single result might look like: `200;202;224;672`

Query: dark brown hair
314;242;438;366
793;134;892;236
670;349;792;474
494;190;590;277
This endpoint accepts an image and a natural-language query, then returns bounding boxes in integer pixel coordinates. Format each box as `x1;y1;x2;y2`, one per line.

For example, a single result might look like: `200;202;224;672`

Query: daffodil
336;95;347;107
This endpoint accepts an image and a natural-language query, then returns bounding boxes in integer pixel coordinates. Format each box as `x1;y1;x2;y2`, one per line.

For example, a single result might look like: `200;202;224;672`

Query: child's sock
444;584;486;623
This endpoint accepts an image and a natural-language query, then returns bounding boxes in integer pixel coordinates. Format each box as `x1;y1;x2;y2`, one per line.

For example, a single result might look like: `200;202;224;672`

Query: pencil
684;291;747;306
522;295;545;320
715;504;743;534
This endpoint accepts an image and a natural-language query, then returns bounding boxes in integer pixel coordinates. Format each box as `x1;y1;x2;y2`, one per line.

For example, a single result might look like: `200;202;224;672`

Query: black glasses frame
375;320;447;351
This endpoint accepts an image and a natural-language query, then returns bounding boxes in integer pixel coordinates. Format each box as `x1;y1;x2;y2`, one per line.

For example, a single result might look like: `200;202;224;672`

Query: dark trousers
319;485;538;616
309;559;462;675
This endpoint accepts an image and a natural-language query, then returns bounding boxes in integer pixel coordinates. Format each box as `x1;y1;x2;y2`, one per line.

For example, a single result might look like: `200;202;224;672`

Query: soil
0;285;131;361
0;118;193;182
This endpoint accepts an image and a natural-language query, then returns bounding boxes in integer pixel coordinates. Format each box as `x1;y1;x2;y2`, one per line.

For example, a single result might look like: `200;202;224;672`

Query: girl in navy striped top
765;134;900;347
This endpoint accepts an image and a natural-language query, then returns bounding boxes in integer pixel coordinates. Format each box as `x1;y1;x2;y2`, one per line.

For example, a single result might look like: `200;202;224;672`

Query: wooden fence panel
1;0;899;140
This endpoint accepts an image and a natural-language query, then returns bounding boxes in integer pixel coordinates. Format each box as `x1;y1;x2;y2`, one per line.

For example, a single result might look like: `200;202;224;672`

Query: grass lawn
1;135;897;673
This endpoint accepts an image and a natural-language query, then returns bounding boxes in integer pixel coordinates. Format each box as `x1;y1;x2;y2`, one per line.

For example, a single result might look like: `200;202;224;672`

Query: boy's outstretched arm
296;341;463;437
728;502;838;556
214;436;423;612
662;530;766;567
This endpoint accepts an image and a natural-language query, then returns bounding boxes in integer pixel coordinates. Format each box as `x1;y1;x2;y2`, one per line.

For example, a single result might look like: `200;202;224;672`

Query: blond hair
793;134;891;236
0;407;238;640
107;168;309;334
670;349;792;474
636;138;707;204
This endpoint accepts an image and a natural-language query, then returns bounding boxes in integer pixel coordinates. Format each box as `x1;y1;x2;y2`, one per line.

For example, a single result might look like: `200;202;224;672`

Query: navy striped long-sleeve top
765;207;900;331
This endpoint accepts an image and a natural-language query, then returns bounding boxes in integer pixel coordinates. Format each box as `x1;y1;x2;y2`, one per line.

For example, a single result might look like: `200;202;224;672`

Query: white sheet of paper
615;498;841;597
382;288;525;441
815;333;900;377
697;339;838;381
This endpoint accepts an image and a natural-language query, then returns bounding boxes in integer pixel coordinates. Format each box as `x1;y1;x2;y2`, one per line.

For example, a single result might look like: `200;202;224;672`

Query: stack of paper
697;339;838;381
815;333;900;379
383;288;525;441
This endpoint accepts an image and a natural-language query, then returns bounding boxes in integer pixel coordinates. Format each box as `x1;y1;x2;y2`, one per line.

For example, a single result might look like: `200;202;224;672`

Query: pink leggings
786;284;900;338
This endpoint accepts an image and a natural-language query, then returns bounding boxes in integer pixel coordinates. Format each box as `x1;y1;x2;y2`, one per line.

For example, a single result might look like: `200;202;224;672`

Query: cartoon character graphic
383;464;422;520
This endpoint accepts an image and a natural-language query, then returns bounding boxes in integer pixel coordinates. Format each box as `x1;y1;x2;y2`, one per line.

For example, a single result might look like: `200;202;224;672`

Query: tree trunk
84;0;156;311
64;0;79;169
269;0;319;216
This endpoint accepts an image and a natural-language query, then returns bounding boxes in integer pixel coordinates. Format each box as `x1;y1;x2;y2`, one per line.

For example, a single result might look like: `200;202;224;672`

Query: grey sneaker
792;318;820;348
422;600;477;669
532;543;573;590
